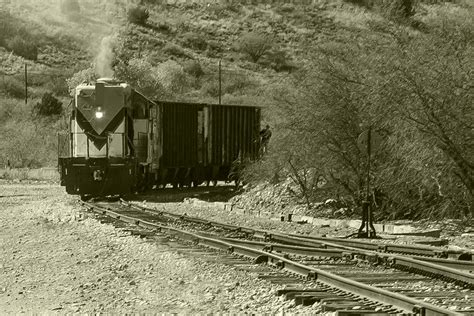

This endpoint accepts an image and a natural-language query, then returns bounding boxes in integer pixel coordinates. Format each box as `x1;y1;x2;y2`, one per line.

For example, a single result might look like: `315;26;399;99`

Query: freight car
58;78;261;198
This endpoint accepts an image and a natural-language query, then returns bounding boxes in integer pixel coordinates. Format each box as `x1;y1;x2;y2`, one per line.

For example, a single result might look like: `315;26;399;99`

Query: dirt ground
0;181;323;314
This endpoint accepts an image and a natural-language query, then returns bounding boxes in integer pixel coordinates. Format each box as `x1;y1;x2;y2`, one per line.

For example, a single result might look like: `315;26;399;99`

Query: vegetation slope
0;0;472;220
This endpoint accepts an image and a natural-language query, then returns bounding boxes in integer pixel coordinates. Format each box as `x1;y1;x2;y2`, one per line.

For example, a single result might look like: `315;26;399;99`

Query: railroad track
120;200;474;272
81;200;474;315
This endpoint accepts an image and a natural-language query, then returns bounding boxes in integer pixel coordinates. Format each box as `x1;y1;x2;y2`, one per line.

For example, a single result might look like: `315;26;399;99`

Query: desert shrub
207;40;223;55
182;32;207;51
127;6;149;26
7;35;38;61
202;73;257;97
183;60;204;78
155;22;171;33
223;74;256;95
377;0;415;20
153;60;188;95
0;117;61;168
261;49;297;72
60;0;81;14
46;76;70;96
66;68;97;96
115;58;166;98
238;32;274;63
34;93;62;116
276;3;296;13
0;97;29;124
207;3;241;18
343;0;376;8
0;77;24;99
163;43;187;58
201;80;219;98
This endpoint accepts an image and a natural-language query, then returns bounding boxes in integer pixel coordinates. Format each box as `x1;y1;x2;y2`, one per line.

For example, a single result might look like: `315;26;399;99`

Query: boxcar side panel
209;105;260;167
160;102;201;168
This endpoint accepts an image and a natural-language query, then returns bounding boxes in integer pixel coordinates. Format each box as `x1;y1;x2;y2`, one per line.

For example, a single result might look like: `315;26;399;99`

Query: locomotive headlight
95;107;104;119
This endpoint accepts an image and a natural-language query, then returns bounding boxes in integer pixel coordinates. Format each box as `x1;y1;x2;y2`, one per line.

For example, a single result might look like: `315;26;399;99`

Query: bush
238;32;273;63
261;50;297;73
183;60;204;78
46;76;70;96
163;43;187;58
60;0;81;14
7;36;38;61
0;118;61;168
156;22;171;33
182;32;207;51
115;58;165;99
66;68;97;96
377;0;415;20
0;77;24;99
127;6;149;26
343;0;376;8
276;3;296;13
153;60;188;95
34;93;62;116
202;73;257;98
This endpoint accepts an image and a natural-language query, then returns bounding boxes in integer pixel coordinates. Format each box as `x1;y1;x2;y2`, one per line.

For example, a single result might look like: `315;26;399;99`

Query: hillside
0;0;472;220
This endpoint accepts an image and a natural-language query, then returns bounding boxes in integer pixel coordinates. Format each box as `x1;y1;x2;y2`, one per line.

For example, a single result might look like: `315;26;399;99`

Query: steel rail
267;233;474;288
122;201;474;274
218;237;474;281
288;234;468;259
217;237;345;258
82;201;462;316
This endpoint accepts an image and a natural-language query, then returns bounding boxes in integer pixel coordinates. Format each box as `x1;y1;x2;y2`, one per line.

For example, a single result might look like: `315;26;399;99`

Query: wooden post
24;63;28;105
218;60;222;105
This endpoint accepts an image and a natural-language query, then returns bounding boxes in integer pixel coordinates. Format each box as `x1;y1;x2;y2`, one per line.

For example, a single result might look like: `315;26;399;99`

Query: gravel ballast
0;182;324;314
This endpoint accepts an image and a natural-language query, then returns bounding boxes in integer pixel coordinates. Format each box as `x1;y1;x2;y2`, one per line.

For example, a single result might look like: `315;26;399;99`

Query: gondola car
58;78;261;197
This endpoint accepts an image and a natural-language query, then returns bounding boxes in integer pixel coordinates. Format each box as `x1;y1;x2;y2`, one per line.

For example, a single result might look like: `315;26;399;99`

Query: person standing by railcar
259;125;272;156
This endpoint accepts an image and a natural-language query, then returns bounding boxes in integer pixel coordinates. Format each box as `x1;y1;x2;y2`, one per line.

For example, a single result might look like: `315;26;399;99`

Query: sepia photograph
0;0;473;314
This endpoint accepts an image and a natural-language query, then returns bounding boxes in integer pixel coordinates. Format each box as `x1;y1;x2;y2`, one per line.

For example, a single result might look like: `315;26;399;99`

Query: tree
376;17;473;214
127;6;149;26
238;32;273;63
263;9;473;218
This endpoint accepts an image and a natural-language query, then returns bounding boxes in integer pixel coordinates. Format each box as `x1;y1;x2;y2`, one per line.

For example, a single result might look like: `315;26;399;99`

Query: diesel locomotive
58;78;261;197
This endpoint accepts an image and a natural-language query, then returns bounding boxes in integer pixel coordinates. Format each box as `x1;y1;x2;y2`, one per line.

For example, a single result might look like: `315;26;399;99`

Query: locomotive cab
58;79;153;197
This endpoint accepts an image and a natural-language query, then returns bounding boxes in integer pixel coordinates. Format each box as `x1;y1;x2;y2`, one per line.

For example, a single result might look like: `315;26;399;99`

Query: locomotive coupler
93;169;104;181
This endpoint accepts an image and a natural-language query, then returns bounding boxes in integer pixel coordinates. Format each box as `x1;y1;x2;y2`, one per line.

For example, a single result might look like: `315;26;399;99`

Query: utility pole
218;59;222;105
24;63;28;105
